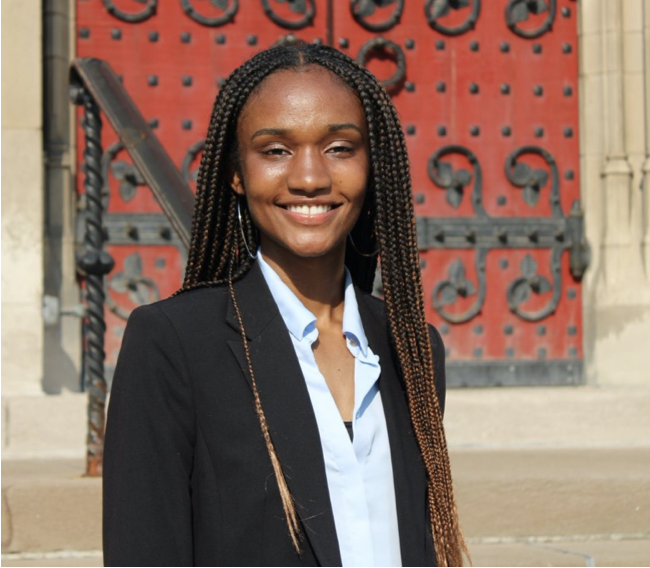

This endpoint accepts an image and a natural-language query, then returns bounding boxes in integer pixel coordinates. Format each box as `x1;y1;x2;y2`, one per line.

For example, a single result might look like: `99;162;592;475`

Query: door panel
75;0;583;385
332;0;583;385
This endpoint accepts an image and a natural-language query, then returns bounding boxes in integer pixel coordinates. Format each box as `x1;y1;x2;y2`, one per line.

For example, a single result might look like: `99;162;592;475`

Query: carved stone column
599;0;637;296
1;0;44;395
641;152;650;274
580;0;650;385
642;0;650;276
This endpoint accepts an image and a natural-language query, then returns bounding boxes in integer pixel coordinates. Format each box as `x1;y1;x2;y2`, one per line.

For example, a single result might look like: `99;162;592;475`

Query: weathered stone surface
1;0;42;130
1;460;100;553
453;447;650;539
2;395;87;459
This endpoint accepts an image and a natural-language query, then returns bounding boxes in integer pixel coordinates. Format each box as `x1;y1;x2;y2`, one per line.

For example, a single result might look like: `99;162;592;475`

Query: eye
328;144;354;154
262;146;289;156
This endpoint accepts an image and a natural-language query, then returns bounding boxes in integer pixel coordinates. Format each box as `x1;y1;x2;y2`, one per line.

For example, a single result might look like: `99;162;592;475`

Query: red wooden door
75;0;585;386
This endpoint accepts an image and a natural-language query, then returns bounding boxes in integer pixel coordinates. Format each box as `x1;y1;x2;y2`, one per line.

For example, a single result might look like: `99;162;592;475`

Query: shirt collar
257;250;316;341
257;251;370;357
341;269;370;358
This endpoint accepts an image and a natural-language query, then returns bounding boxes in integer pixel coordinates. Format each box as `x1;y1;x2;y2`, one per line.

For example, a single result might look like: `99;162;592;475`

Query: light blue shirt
257;251;402;567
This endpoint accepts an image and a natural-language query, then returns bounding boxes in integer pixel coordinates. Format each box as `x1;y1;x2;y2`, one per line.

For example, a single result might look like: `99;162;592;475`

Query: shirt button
348;337;358;347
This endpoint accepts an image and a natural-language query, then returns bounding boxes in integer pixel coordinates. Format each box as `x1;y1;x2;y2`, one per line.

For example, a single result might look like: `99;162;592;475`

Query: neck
260;243;346;323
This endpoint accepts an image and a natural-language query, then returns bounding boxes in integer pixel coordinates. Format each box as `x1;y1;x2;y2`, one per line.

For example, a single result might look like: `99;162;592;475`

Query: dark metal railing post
69;58;195;476
71;85;115;476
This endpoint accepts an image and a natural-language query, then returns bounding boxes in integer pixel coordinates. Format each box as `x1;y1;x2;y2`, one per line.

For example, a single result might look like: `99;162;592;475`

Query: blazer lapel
356;291;432;567
226;263;342;567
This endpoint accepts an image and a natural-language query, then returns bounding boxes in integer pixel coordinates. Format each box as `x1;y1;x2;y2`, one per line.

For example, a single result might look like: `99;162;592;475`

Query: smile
285;204;333;215
279;202;342;225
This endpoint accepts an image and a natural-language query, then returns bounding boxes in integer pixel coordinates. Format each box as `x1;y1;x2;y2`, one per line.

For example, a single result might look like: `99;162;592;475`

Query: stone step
5;386;650;459
1;459;100;553
3;539;650;567
452;447;650;539
3;446;649;555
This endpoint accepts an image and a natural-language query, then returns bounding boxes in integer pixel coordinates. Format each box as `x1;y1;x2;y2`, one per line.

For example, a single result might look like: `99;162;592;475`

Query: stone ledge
1;394;86;459
1;460;99;553
444;385;650;449
4;386;650;458
3;538;650;567
3;446;649;554
453;447;650;539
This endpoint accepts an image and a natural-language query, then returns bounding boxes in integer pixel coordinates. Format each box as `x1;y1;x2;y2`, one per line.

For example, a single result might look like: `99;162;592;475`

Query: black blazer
103;262;446;567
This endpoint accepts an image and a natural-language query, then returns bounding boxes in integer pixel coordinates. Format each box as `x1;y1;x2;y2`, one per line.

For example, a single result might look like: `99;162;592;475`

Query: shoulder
116;286;236;389
124;285;233;347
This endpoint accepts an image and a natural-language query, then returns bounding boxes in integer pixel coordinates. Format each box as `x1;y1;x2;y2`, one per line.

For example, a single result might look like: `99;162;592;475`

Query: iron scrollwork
106;252;160;320
181;139;205;186
425;0;480;36
102;141;146;207
428;145;486;216
262;0;316;30
181;0;238;27
506;250;561;321
102;0;157;23
505;0;556;39
504;145;561;217
357;37;406;89
432;250;487;323
421;144;589;324
351;0;404;33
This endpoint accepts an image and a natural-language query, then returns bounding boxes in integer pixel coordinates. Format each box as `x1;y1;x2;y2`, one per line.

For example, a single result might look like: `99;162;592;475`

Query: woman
103;43;467;567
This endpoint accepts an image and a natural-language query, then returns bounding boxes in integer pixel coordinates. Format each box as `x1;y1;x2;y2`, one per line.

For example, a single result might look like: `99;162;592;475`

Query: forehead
238;67;365;132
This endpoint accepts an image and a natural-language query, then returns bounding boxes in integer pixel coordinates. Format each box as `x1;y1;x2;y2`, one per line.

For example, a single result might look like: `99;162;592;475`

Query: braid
176;43;468;566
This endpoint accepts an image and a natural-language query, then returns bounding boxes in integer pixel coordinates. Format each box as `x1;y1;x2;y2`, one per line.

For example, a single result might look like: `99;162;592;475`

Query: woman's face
231;66;369;261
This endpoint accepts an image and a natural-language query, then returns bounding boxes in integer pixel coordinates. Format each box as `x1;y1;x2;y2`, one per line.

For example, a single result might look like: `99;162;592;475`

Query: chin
282;240;343;259
290;247;334;259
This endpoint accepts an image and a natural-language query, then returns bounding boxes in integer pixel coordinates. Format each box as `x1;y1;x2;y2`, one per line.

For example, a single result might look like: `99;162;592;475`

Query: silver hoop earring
237;197;258;261
348;233;379;258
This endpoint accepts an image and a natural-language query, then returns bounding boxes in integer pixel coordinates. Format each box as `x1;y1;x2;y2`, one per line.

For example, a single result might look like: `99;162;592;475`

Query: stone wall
579;0;650;385
1;0;45;396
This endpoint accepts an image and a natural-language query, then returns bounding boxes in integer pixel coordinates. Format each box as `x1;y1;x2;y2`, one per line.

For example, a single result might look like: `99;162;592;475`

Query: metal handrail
70;58;195;246
69;57;195;476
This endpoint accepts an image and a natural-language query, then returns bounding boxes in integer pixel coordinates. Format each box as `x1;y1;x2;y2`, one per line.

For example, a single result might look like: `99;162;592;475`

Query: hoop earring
348;233;379;258
237;197;258;261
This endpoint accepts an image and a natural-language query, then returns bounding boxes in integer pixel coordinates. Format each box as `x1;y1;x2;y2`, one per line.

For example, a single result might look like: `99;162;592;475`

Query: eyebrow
250;128;288;141
328;123;363;135
250;123;363;141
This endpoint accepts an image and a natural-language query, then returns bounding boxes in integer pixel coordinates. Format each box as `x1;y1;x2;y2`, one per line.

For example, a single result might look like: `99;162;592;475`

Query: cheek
242;157;283;190
334;164;368;203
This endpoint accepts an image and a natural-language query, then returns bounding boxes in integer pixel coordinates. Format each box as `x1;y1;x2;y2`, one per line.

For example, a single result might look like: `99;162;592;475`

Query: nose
286;148;331;194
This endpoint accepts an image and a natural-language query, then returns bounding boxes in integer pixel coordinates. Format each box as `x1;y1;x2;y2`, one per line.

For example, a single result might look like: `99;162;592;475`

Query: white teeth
286;204;332;215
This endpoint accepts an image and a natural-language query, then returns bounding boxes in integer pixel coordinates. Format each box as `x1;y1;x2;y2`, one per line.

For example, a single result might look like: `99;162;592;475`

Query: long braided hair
177;43;468;566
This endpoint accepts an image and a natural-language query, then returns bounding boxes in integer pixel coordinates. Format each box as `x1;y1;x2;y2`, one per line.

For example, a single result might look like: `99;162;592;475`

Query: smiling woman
103;44;468;568
231;67;368;262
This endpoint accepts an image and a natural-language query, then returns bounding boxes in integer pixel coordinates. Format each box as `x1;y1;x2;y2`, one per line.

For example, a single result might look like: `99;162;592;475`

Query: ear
231;172;245;197
230;168;245;197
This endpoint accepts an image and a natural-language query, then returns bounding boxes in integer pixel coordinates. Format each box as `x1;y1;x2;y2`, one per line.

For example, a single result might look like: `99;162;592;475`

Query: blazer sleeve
103;303;195;567
427;324;447;417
